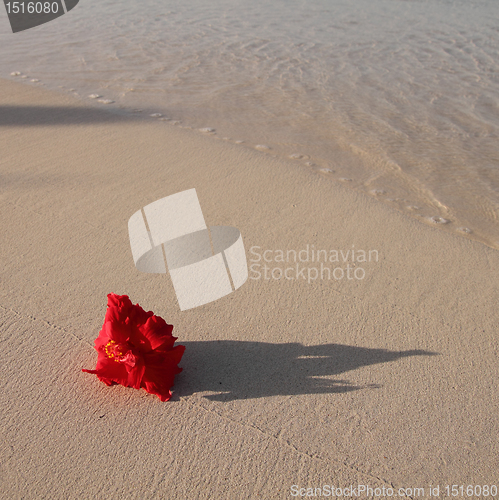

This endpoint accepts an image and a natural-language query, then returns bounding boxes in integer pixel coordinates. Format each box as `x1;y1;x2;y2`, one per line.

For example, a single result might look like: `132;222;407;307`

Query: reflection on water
1;0;498;247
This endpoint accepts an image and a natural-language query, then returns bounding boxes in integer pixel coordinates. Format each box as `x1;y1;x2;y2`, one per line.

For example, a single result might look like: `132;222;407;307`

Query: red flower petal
136;315;175;352
101;316;130;344
83;354;129;387
141;346;186;401
104;294;133;324
93;327;111;351
125;361;146;390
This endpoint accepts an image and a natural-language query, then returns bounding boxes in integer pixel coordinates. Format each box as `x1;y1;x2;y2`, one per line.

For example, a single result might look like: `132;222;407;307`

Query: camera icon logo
128;189;248;311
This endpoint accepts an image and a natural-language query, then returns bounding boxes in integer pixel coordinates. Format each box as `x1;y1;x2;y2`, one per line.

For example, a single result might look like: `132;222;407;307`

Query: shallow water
1;0;498;248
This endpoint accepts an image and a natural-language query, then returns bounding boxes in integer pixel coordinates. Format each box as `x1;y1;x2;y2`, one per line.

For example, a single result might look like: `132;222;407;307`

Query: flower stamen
104;340;124;360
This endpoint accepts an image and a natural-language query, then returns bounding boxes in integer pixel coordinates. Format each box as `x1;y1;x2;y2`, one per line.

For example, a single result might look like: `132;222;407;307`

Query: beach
0;78;498;498
2;0;499;250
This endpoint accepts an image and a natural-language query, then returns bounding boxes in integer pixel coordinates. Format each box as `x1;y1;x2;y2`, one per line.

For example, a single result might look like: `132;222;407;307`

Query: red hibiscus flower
83;293;185;401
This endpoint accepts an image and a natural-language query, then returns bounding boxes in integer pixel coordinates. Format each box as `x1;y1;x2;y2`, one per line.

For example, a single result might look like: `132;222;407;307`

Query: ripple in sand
88;94;101;99
319;168;334;174
406;205;420;211
21;75;28;79
235;140;244;144
150;113;162;118
199;127;215;133
339;177;353;182
457;227;472;234
255;144;270;150
429;216;450;224
10;71;21;76
97;99;114;104
30;79;39;82
289;153;303;160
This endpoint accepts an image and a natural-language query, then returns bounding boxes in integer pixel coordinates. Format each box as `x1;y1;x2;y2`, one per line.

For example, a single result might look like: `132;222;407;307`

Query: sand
1;78;498;499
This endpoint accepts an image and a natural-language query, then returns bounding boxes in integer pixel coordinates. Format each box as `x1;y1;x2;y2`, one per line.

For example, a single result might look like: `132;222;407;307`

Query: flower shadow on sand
175;341;438;401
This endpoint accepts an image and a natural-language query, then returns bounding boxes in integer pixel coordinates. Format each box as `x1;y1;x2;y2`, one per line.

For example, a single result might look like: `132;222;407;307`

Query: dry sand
1;78;498;499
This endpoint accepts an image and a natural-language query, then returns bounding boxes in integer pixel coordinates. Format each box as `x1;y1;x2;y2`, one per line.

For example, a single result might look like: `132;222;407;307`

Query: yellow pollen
104;340;124;360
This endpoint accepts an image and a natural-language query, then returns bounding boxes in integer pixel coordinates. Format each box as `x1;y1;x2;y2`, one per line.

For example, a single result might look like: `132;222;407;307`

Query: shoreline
1;78;498;498
5;73;499;252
